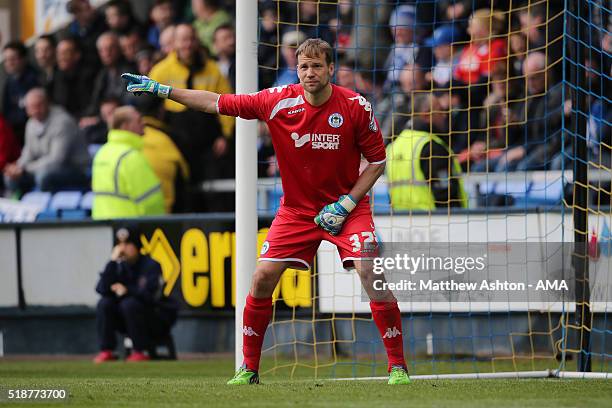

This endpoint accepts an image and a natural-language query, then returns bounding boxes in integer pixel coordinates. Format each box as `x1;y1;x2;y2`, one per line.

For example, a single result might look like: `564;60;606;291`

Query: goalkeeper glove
121;73;172;98
314;195;357;235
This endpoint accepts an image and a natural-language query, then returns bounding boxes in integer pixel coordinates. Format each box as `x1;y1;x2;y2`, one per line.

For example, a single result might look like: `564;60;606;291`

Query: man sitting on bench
94;224;178;363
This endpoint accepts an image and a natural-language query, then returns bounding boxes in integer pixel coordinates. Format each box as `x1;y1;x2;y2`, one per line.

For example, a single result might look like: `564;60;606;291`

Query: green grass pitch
1;357;611;407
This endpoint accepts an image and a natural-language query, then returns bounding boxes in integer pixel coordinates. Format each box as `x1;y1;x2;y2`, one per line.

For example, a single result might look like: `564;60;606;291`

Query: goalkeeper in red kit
122;38;410;385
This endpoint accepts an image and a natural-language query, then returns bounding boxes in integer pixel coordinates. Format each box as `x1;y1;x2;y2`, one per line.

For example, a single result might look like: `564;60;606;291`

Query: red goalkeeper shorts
259;204;379;270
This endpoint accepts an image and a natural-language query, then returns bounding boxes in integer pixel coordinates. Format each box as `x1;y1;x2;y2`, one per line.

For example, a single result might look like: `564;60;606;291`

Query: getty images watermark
364;243;577;303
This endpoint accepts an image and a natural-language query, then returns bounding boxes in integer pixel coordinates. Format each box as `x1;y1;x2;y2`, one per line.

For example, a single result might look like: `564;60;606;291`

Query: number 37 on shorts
348;231;378;254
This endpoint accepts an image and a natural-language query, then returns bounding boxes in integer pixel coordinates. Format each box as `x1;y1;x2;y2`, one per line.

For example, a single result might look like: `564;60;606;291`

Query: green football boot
388;366;411;385
227;367;260;385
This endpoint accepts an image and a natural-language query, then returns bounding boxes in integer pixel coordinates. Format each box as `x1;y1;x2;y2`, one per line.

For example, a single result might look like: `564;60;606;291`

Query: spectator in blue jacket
94;224;178;363
146;0;176;50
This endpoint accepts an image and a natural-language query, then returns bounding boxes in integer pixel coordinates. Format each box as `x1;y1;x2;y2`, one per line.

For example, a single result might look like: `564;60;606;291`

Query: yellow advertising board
137;221;312;310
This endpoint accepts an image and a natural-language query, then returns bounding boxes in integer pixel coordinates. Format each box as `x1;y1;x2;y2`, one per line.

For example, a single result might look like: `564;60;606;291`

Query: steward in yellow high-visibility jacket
92;107;166;219
386;127;468;211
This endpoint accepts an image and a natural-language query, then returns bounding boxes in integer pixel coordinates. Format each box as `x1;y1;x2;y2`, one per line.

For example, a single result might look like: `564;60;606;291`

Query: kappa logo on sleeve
348;95;378;131
348;95;373;118
369;116;378;132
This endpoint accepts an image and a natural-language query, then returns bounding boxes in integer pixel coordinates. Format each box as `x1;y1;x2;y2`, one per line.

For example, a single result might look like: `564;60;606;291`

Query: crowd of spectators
0;0;237;212
262;0;609;179
0;0;609;213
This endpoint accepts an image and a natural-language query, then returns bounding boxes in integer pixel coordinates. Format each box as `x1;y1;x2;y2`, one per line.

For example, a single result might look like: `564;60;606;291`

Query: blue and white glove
121;73;172;98
314;195;357;235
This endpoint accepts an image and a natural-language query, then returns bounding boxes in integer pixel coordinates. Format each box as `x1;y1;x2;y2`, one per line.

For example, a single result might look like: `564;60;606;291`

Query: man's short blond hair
295;38;333;65
110;106;137;130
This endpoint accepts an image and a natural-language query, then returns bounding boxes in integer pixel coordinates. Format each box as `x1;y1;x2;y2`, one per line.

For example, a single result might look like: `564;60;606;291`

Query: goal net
249;0;611;379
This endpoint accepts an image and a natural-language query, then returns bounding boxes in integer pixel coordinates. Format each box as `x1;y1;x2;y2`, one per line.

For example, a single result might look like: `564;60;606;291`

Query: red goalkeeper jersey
218;84;386;216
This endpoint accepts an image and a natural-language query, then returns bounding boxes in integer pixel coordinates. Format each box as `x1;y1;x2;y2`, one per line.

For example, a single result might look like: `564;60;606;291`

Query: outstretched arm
121;73;220;114
167;88;219;114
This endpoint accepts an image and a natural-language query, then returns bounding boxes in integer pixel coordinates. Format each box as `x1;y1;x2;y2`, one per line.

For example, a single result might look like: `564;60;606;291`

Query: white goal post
234;0;258;371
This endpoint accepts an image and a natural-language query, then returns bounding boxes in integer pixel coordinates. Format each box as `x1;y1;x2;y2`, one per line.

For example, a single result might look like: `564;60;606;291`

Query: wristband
339;195;357;212
157;84;172;99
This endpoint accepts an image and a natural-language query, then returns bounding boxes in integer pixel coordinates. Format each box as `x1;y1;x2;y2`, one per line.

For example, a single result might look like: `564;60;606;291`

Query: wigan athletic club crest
328;113;344;128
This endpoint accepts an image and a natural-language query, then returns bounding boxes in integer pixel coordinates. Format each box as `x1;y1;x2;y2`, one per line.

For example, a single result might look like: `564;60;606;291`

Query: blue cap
425;25;460;47
389;5;416;28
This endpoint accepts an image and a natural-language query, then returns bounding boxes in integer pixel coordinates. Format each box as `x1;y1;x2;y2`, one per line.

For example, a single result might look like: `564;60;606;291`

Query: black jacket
51;67;97;118
86;60;137;116
96;255;163;305
509;83;565;166
95;255;178;325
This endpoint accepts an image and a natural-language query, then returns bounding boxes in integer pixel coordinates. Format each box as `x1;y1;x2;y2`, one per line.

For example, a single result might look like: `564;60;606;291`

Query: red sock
242;294;273;371
370;301;406;372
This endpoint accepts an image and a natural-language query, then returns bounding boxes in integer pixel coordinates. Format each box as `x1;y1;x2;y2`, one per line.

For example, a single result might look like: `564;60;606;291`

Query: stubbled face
297;52;334;95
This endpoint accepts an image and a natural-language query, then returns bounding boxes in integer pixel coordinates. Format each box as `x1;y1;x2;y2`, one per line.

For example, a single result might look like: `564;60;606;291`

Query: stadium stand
0;0;607;220
20;191;52;209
